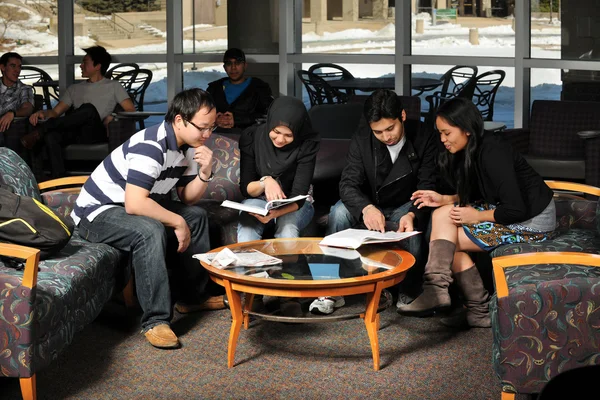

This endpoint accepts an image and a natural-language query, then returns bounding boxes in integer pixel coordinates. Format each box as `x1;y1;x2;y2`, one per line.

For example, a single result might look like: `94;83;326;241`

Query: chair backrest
297;69;348;107
471;70;505;121
20;66;57;110
308;102;364;139
438;65;478;99
0;147;41;200
349;94;422;122
529;100;600;159
105;62;139;79
308;63;355;96
113;68;153;129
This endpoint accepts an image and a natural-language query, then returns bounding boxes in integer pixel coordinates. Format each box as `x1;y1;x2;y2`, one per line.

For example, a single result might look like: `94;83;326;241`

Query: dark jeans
77;201;218;331
33;103;106;178
327;199;426;297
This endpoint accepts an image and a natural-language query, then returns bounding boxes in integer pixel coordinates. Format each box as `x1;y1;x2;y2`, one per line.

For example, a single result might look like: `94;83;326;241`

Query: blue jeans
237;198;315;242
327;199;425;295
77;200;213;331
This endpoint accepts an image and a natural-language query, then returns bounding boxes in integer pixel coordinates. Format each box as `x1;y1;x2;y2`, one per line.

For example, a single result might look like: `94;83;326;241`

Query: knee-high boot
397;239;455;316
441;266;491;328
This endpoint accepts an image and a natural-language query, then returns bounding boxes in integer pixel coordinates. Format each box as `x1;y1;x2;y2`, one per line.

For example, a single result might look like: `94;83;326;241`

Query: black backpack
0;184;74;260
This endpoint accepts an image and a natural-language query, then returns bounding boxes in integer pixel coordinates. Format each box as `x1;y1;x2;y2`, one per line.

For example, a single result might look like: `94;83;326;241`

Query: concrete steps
85;18;158;41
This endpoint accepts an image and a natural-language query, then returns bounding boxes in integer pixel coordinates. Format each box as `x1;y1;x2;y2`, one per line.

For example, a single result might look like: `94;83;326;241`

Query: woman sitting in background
237;96;320;316
397;97;557;328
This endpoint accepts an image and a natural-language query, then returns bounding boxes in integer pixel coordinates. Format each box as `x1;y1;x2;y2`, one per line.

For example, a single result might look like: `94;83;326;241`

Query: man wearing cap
206;48;273;131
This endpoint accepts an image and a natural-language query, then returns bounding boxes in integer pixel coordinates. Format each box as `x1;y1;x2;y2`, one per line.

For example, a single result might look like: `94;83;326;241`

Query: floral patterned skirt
462;202;557;251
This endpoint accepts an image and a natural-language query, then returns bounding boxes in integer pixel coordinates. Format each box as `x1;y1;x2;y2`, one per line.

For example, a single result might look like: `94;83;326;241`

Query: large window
183;0;227;55
2;1;59;56
73;1;167;55
412;6;516;58
301;0;395;54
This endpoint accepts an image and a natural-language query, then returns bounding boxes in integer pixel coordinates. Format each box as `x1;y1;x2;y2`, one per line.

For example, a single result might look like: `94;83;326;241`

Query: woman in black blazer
398;97;557;327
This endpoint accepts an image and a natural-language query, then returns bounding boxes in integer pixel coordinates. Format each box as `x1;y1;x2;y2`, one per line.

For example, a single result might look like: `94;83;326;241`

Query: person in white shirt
23;45;135;179
311;89;439;315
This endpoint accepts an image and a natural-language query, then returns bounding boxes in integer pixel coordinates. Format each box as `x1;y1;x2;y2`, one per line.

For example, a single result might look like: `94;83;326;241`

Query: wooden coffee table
198;238;415;370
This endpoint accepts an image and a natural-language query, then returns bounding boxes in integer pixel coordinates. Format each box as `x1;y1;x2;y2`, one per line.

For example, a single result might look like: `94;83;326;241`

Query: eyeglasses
185;119;217;134
224;60;244;68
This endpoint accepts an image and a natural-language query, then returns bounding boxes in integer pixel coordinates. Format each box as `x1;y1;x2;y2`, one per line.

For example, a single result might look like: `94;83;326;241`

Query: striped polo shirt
71;121;198;226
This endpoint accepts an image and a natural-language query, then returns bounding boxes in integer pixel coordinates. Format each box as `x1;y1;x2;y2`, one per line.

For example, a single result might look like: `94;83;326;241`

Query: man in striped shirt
73;88;222;349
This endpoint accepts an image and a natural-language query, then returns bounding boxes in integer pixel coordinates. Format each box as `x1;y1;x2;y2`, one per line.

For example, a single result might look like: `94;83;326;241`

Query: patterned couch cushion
0;147;41;201
491;263;600;394
201;134;243;203
491;196;600;258
0;232;124;376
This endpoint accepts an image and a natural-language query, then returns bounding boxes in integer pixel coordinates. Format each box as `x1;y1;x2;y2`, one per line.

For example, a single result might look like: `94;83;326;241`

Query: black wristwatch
198;170;214;183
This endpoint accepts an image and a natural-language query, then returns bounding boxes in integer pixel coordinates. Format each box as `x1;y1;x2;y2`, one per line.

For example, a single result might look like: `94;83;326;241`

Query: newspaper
193;248;283;269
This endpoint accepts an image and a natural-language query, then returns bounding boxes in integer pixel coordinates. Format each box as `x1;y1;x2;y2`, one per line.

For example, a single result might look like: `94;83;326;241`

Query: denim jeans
77;200;214;331
237;198;315;242
326;199;425;296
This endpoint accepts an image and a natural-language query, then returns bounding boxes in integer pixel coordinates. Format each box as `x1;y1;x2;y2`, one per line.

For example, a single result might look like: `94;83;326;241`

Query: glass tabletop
200;238;412;283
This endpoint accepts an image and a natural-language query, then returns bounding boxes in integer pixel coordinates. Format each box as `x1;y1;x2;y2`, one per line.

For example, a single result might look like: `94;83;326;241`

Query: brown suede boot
397;239;455;316
441;266;491;328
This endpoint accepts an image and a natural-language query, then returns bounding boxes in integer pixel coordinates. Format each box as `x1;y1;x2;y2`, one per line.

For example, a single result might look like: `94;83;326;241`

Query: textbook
319;228;421;250
220;195;309;216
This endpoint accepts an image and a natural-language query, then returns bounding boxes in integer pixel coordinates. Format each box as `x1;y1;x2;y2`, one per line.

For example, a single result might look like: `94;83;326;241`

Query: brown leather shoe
144;324;179;348
174;295;226;313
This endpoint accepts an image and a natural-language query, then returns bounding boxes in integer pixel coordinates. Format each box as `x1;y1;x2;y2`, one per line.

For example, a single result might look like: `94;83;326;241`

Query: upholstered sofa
488;181;600;399
0;147;131;400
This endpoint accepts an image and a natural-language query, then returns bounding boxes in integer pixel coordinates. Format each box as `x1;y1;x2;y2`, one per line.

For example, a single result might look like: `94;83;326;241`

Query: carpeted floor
0;295;529;400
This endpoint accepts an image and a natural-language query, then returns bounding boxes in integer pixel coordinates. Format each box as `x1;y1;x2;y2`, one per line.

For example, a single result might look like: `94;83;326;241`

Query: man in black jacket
310;89;438;315
206;48;273;131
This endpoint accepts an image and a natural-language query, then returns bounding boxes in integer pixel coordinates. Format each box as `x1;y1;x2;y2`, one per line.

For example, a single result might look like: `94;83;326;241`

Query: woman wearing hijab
237;95;320;242
397;97;556;328
236;96;320;317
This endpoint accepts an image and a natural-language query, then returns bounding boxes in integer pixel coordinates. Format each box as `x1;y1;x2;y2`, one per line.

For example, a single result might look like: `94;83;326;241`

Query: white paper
221;195;309;216
194;249;283;269
319;228;421;250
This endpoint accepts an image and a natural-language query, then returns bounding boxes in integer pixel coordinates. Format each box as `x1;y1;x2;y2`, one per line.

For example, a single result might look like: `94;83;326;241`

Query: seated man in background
309;89;438;315
0;52;34;150
206;48;273;131
72;88;224;349
23;45;135;179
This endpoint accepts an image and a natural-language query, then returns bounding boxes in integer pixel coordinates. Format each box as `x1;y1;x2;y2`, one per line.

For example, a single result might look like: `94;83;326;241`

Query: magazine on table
193;248;283;269
220;194;309;216
319;228;421;250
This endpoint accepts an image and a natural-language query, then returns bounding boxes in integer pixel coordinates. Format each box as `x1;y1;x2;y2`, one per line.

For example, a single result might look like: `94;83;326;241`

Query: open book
319;228;421;250
221;194;309;216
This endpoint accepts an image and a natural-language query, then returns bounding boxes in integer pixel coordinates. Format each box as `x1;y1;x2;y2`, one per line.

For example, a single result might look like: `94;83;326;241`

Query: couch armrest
38;176;88;218
500;128;530;155
577;130;600;140
0;243;41;289
577;131;600;189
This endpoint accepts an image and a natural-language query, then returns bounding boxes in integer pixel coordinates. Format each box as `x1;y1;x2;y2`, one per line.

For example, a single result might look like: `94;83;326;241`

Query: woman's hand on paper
264;178;286;202
250;211;274;224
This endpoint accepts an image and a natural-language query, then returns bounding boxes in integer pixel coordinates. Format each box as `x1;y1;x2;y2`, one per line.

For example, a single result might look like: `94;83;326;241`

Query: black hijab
247;96;320;177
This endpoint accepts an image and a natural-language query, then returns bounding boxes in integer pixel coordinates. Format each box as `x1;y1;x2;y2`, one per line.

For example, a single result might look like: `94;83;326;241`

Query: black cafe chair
308;63;356;96
297;69;349;107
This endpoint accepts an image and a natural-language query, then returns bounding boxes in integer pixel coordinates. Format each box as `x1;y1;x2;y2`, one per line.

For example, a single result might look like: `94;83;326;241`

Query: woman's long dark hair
436;97;484;206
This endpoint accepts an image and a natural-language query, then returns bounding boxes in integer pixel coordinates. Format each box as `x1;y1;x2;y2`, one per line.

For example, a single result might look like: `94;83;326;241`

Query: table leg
364;282;384;371
224;280;243;368
243;293;255;330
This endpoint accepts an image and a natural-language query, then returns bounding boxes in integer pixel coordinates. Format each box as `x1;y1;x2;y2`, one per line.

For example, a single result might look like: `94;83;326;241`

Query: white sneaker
309;296;345;315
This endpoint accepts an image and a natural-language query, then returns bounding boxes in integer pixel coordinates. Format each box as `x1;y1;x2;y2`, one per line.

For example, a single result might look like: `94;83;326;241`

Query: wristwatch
198;170;214;183
259;176;270;188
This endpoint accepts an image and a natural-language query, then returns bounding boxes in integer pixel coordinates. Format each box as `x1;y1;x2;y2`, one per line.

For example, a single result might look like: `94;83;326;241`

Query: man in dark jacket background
206;48;273;131
310;89;438;315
